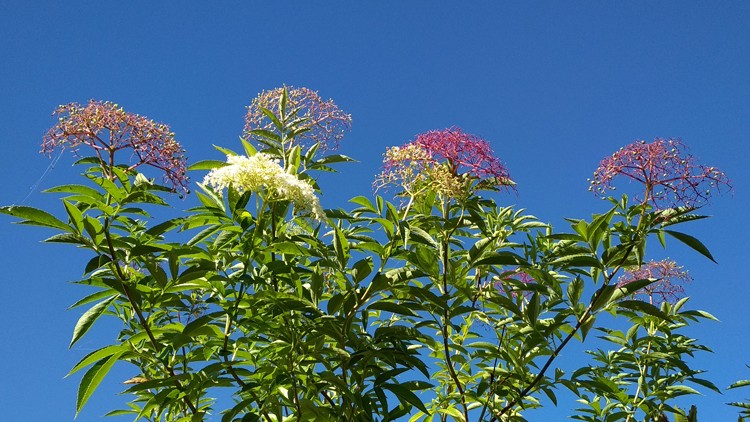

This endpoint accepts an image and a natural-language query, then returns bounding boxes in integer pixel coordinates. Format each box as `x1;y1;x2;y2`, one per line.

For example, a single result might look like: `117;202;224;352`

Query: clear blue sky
1;2;748;420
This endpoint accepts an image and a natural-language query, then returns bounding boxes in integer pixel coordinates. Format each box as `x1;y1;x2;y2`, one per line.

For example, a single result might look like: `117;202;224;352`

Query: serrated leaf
728;380;750;390
213;144;238;156
76;353;123;417
617;300;672;321
314;154;357;165
0;205;71;232
473;251;526;267
44;233;89;245
382;383;429;414
333;225;349;267
240;138;258;157
70;296;117;349
187;160;227;171
45;184;103;199
349;196;378;213
568;277;584;306
664;230;717;263
68;289;115;310
580;315;596;340
367;301;419;317
67;344;126;376
405;225;438;249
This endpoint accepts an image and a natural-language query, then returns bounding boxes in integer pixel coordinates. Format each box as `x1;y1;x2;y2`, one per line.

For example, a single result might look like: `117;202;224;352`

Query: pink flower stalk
42;100;188;194
617;259;692;305
589;138;730;209
375;127;514;198
244;86;352;151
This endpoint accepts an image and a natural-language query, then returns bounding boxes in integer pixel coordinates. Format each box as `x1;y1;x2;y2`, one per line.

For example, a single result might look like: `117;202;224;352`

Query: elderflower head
375;127;514;200
589;138;731;209
617;259;692;305
244;86;352;151
203;153;324;220
42;100;188;193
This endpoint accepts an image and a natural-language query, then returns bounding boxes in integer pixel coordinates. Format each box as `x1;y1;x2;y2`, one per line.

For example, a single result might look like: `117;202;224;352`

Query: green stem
439;200;469;421
495;238;640;419
103;218;198;415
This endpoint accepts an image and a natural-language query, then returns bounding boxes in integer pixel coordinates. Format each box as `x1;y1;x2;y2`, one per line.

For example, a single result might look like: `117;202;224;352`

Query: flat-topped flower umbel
617;259;692;305
590;138;730;209
244;86;351;151
203;153;324;220
375;127;514;199
42;100;188;194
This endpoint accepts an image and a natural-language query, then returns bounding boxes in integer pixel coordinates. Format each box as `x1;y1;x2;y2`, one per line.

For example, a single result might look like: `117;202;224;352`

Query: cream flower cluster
204;153;324;220
375;144;471;199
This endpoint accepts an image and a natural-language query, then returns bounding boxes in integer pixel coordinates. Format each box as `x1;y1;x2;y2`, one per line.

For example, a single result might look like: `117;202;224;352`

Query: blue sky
1;2;748;420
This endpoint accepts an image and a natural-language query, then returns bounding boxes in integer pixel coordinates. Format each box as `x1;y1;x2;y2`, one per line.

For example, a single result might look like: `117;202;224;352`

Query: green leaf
68;289;115;310
314;154;357;165
44;184;102;199
349;196;378;213
468;237;493;265
473;251;527;267
666;385;701;395
664;230;717;263
405;225;438;249
76;353;123;417
382;383;429;414
580;314;596;340
352;257;373;283
333;225;349;267
368;301;419;317
67;344;126;376
44;233;89;245
269;241;309;256
172;314;219;348
213;144;238;156
590;279;654;312
260;107;283;131
551;253;602;269
240;138;258;157
0;205;71;232
70;296;117;349
248;128;282;143
187;160;227;171
145;217;188;237
728;380;750;390
62;201;84;232
568;277;584;306
617;300;672;321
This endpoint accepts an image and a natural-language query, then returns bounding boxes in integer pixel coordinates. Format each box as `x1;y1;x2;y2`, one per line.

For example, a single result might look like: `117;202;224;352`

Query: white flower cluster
203;154;324;220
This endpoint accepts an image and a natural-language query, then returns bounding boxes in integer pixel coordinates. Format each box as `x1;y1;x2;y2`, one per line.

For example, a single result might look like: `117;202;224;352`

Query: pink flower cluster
413;127;512;182
375;127;514;197
42;100;188;193
590;138;730;209
617;259;692;305
244;86;351;151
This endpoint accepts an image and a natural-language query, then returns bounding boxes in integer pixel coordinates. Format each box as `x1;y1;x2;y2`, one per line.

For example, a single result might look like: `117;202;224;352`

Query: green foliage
2;90;731;421
728;366;750;421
